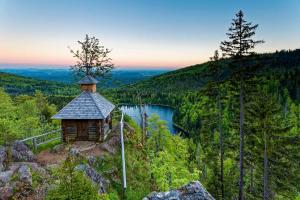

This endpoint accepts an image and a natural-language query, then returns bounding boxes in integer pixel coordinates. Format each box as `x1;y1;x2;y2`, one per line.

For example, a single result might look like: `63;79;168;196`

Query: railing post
32;138;37;151
60;129;63;143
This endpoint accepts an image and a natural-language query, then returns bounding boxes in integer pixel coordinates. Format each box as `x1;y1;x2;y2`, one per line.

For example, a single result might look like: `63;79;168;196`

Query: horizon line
1;48;299;70
0;63;180;70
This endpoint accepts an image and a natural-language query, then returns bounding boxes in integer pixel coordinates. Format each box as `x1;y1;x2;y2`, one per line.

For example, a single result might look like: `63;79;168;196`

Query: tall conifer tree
208;50;225;200
220;10;264;200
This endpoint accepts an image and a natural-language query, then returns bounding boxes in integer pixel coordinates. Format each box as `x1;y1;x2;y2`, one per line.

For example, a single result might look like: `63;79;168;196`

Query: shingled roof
52;91;115;119
77;75;99;84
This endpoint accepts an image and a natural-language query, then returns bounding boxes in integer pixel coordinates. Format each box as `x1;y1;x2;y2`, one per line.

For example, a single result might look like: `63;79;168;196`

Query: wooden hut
52;75;115;142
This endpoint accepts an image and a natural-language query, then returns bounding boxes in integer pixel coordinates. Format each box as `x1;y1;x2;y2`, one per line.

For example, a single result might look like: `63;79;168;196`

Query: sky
0;0;299;69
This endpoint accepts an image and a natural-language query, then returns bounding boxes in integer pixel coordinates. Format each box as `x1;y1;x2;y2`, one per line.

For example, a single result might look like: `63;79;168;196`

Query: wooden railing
20;129;62;151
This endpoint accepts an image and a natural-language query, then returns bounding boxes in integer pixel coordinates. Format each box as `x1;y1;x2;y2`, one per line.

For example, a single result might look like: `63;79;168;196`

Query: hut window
65;124;77;141
88;121;98;140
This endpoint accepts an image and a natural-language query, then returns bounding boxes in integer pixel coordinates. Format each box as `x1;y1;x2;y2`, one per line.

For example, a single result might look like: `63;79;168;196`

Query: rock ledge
143;181;215;200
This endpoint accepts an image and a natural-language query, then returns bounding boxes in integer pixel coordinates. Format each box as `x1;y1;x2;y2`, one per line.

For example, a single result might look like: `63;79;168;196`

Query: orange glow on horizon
0;48;207;68
0;59;202;69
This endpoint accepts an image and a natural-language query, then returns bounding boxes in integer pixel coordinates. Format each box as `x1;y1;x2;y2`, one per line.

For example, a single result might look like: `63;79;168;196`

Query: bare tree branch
69;34;114;78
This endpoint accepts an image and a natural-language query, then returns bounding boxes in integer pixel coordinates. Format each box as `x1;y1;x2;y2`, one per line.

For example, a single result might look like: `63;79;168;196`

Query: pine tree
0;88;16;144
46;156;100;200
220;10;264;200
246;84;300;199
207;50;225;199
146;114;198;191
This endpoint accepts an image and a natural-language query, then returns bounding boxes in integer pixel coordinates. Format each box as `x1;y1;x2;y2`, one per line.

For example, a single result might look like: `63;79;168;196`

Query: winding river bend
120;105;178;134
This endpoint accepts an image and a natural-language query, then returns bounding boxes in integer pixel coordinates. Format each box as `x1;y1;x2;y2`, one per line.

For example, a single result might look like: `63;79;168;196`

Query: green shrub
46;156;100;200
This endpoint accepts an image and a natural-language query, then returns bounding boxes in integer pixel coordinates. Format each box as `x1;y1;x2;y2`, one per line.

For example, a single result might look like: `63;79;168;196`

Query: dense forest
0;87;198;200
113;49;300;104
110;48;300;199
0;89;59;145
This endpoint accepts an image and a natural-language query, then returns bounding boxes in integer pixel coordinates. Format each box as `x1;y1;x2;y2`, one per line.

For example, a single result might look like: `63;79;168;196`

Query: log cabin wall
62;119;103;142
100;120;104;141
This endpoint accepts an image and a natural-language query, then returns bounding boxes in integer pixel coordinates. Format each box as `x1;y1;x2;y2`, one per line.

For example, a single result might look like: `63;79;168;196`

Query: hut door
77;121;88;140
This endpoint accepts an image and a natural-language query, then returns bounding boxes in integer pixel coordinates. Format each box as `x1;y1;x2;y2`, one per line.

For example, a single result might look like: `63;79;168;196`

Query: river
120;105;178;134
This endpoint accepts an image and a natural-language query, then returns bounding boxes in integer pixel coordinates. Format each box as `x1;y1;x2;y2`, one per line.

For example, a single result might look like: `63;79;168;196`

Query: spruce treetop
220;10;264;59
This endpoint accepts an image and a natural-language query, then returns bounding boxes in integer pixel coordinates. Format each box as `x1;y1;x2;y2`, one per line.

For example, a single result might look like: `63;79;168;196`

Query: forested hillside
115;49;300;104
110;49;300;199
0;72;79;96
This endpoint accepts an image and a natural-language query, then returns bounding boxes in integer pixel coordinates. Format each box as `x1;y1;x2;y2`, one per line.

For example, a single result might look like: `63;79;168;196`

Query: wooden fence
20;129;62;151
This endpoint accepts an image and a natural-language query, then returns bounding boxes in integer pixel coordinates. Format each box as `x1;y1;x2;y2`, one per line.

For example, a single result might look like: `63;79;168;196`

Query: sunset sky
0;0;299;69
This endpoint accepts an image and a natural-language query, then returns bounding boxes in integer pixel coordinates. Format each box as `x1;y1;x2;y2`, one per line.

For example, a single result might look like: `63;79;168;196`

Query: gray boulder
85;166;109;194
8;163;21;173
87;155;96;166
51;144;65;154
76;164;109;194
18;165;32;185
12;141;35;162
99;134;120;154
0;186;13;200
0;163;4;173
143;181;215;200
0;146;6;172
69;148;80;156
0;170;13;187
9;162;42;174
75;164;86;171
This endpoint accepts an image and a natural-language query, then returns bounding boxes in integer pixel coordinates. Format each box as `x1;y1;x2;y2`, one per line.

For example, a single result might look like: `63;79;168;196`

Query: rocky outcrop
69;148;80;156
87;155;96;166
0;142;42;199
0;146;6;172
12;141;35;162
50;144;65;154
75;164;109;194
98;122;134;154
85;165;109;194
99;134;120;154
143;181;215;200
0;170;13;187
18;165;32;185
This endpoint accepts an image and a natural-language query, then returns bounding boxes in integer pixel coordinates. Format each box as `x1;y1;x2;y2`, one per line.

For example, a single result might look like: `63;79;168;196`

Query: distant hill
114;49;300;105
122;49;300;93
1;49;300;105
123;63;211;93
0;68;170;88
0;72;79;96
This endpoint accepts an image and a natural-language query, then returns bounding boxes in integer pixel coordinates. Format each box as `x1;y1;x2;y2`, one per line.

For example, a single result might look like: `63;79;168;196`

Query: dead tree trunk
217;89;225;200
239;78;245;200
263;131;269;200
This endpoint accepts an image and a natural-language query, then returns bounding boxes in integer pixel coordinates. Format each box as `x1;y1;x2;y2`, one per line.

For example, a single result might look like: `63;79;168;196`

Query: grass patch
37;139;62;153
32;170;44;189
